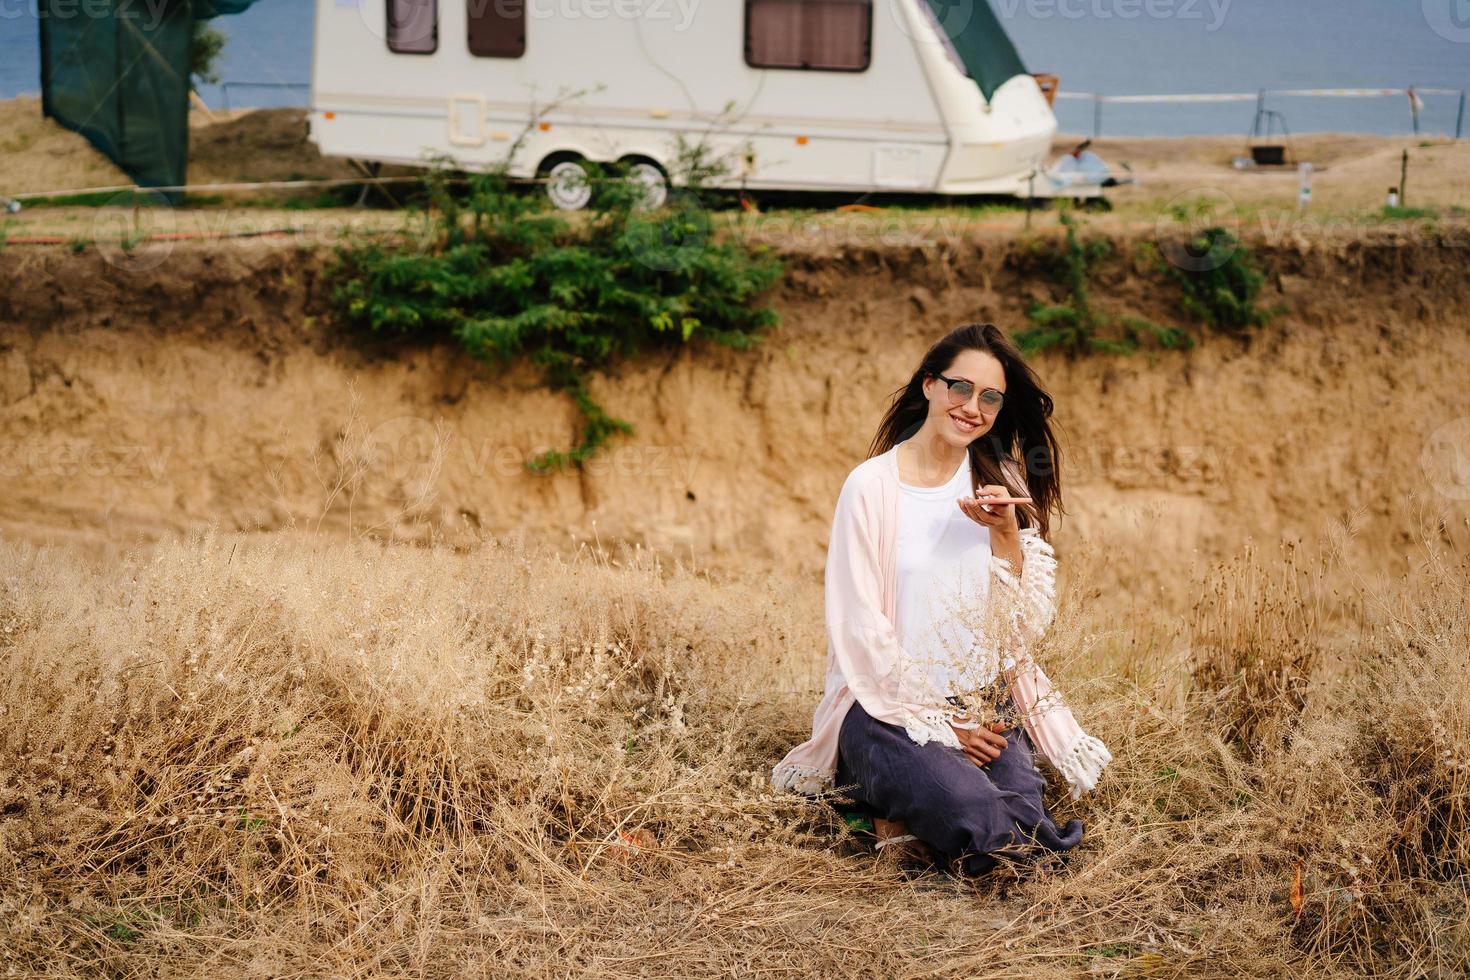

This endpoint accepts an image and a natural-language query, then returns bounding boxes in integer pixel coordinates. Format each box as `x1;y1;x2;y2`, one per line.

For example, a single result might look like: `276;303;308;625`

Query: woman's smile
950;412;980;435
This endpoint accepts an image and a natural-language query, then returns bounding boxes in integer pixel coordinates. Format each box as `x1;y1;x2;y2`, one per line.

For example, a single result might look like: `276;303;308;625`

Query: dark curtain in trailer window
746;0;872;72
468;0;526;58
388;0;437;53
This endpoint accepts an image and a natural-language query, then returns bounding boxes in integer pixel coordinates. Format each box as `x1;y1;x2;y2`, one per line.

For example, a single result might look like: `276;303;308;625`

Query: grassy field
3;96;1469;978
1;517;1466;977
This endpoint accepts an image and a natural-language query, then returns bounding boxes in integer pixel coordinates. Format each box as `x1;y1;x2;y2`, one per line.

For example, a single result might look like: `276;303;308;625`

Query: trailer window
388;0;437;54
745;0;872;72
468;0;526;58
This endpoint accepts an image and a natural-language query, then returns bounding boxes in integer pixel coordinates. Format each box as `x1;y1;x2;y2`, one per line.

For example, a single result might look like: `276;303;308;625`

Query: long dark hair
866;323;1064;539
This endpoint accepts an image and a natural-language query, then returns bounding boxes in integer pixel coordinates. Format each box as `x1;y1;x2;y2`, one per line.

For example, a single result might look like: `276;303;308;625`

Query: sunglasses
930;372;1004;415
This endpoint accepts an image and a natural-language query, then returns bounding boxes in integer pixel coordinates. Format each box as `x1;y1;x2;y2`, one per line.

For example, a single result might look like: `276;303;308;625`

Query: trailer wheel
541;157;593;211
618;157;669;211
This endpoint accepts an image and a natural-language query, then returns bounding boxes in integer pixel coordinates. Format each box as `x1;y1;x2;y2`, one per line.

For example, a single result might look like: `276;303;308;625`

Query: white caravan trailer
309;0;1082;208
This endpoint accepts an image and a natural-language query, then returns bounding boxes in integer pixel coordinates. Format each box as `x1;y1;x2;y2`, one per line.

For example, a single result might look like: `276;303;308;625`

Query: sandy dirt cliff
1;231;1468;606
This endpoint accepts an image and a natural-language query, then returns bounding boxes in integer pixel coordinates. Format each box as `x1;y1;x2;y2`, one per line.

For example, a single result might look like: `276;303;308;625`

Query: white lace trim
771;705;964;796
904;707;963;751
1054;731;1113;800
988;528;1059;647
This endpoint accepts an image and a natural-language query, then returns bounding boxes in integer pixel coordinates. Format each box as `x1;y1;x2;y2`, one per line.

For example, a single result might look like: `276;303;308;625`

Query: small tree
189;19;226;88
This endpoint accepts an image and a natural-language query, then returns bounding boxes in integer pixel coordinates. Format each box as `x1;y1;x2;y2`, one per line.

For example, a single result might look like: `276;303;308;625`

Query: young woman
771;323;1112;876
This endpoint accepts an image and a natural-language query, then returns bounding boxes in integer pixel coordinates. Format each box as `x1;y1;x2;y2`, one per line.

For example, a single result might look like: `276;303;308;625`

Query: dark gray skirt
835;698;1085;876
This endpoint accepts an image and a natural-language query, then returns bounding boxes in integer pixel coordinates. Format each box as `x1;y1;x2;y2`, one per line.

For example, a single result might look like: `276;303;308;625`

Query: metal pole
1410;88;1420;136
1093;95;1102;139
1457;90;1466;140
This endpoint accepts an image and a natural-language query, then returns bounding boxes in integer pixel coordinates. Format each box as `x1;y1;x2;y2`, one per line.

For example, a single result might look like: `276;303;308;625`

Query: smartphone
972;496;1033;507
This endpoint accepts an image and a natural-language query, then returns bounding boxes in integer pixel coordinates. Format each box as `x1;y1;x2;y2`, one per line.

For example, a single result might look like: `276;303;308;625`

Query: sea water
0;0;1466;136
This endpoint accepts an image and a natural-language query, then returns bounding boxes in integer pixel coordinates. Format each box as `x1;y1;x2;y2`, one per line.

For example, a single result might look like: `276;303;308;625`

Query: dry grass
1;511;1466;978
0;97;130;198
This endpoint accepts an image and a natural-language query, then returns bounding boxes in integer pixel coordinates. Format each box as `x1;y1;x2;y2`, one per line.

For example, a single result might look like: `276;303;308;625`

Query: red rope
4;228;300;246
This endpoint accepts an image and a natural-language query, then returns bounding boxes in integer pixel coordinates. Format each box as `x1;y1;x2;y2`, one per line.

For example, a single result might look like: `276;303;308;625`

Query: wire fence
218;80;311;114
1055;87;1467;140
208;78;1466;140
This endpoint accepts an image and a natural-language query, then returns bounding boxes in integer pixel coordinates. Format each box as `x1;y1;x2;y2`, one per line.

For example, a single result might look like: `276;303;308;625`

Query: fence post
1093;95;1102;139
1457;90;1466;140
1410;87;1420;136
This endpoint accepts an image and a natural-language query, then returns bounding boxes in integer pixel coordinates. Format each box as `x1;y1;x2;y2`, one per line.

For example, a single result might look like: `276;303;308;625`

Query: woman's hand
950;719;1009;767
957;484;1021;538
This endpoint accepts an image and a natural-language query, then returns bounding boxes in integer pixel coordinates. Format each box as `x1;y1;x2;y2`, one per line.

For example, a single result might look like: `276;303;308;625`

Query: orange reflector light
796;136;808;145
324;111;336;120
539;121;551;132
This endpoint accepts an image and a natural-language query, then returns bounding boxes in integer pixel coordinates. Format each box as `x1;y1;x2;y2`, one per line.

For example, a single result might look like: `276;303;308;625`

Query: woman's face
921;348;1007;448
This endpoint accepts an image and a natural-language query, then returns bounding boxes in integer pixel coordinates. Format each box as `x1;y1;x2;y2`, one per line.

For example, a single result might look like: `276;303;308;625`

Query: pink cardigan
771;444;1111;800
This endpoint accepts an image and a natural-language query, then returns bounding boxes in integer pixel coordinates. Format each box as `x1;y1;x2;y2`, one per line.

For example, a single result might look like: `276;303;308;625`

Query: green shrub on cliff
1161;225;1275;333
329;160;781;473
1017;210;1191;357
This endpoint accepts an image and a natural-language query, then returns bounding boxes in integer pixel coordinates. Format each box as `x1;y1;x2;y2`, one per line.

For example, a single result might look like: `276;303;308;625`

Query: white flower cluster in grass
519;629;642;712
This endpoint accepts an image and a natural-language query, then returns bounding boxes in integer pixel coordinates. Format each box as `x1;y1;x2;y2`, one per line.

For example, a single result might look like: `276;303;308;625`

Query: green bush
1162;226;1273;332
189;20;226;88
328;158;781;472
1016;210;1191;357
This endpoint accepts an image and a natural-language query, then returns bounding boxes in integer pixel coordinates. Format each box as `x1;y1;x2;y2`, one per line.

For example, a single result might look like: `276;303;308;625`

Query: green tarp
923;0;1030;104
39;0;261;196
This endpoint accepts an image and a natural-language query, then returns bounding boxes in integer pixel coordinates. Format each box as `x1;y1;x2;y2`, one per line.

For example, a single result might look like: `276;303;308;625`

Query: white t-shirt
894;448;998;700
